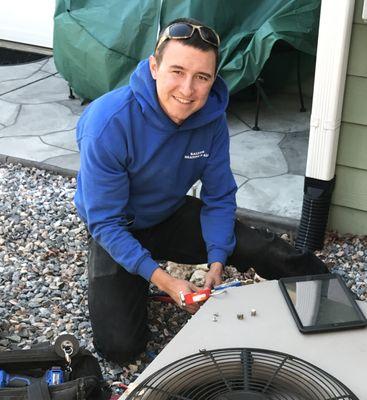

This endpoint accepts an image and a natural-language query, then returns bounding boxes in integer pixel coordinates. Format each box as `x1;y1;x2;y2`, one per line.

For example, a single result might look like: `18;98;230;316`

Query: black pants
88;196;328;364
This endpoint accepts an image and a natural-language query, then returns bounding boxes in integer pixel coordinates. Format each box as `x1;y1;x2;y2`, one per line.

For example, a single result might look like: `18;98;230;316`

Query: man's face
149;40;216;125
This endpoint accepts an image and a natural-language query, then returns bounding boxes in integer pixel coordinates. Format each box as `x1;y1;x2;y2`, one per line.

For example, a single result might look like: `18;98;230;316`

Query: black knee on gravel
93;334;148;365
229;222;329;280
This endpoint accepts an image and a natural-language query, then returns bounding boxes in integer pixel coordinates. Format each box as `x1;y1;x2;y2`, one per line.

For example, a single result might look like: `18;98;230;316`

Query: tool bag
0;335;111;400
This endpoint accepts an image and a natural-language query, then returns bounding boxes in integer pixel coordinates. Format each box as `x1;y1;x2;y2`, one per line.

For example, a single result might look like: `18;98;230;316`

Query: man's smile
173;95;193;104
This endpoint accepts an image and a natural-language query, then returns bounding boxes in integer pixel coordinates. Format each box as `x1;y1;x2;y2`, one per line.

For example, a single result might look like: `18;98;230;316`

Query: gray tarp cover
53;0;320;100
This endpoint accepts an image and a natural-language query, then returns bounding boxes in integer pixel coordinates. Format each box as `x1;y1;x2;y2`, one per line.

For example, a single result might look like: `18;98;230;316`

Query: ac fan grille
126;348;358;400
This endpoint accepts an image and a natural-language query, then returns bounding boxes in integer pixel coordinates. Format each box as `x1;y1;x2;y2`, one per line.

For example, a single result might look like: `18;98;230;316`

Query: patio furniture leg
252;78;261;131
297;52;306;112
68;85;75;99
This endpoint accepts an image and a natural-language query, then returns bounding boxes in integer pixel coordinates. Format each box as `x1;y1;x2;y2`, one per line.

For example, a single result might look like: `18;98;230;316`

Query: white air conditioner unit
121;281;367;399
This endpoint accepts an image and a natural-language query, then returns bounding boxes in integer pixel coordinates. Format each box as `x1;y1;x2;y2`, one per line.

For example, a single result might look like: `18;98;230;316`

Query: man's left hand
204;262;223;289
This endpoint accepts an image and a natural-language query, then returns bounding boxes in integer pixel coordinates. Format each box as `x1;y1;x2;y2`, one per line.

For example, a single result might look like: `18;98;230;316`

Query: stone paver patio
0;56;312;224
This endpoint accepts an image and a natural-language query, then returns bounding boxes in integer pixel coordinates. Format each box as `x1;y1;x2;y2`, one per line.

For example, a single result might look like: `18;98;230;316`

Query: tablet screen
279;274;367;333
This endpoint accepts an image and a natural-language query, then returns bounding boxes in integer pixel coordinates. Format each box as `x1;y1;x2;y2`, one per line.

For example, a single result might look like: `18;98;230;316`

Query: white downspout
295;0;355;250
306;0;355;181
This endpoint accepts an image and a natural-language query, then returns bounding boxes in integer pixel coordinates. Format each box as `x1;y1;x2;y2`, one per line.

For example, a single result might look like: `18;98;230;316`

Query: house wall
0;0;55;48
328;0;367;234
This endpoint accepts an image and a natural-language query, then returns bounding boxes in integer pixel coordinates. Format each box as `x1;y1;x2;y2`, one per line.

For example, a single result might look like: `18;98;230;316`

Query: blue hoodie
74;59;237;280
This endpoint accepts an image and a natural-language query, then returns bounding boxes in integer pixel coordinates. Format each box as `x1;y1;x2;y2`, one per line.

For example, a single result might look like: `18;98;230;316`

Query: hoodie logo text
184;150;209;160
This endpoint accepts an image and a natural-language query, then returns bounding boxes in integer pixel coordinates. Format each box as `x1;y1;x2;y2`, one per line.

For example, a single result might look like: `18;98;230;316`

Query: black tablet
279;273;367;333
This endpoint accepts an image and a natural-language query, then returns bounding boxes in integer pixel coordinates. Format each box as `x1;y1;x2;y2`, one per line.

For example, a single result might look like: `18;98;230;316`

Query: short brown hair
154;17;220;72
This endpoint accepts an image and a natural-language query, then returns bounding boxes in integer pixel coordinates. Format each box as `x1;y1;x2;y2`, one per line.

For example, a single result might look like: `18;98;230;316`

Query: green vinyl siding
332;165;367;211
347;23;367;77
342;76;367;125
329;0;367;234
337;122;367;170
353;0;365;25
329;205;367;235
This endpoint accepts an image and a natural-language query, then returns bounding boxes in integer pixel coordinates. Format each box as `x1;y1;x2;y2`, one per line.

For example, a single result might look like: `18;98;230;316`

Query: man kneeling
75;18;328;364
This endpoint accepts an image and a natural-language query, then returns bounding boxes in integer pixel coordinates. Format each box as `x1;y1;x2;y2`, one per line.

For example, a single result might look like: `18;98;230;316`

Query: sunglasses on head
155;22;220;51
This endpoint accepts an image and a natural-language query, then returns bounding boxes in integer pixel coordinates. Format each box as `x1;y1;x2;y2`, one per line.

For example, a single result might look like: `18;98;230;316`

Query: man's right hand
150;268;201;314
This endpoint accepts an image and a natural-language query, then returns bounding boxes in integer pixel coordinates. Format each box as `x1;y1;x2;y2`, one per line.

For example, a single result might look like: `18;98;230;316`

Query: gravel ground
0;163;366;396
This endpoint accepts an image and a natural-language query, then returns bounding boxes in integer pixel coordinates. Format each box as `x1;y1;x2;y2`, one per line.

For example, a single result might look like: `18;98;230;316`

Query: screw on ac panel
237;313;244;320
251;309;257;317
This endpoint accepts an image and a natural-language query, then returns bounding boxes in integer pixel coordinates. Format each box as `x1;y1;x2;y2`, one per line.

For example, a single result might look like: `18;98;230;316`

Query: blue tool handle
213;280;242;291
0;368;64;387
45;367;64;385
8;376;32;387
0;370;7;388
0;370;31;387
